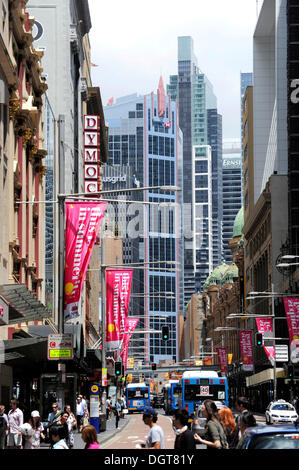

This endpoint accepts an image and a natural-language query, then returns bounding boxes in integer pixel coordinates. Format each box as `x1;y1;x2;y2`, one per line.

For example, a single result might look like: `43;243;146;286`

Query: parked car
237;424;299;449
265;399;298;424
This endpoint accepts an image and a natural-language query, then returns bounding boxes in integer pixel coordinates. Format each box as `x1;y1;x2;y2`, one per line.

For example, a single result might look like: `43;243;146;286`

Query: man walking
76;395;87;432
141;406;164;449
7;399;23;449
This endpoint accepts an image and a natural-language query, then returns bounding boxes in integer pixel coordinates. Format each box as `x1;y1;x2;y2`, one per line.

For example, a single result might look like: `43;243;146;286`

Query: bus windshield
184;384;226;402
127;389;149;399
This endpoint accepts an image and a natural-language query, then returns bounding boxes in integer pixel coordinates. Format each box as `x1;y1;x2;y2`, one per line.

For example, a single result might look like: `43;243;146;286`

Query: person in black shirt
172;408;196;450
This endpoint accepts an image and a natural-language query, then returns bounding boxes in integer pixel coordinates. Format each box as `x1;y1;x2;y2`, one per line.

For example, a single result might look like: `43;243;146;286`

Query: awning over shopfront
0;284;51;324
3;337;48;367
246;368;286;387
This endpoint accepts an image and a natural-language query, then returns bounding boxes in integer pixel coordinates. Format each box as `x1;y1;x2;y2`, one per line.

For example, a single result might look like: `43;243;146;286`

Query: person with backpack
218;407;239;448
194;399;228;449
172;408;196;450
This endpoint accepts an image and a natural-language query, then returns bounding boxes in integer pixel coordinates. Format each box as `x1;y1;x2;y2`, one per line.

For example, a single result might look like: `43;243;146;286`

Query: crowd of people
0;394;257;450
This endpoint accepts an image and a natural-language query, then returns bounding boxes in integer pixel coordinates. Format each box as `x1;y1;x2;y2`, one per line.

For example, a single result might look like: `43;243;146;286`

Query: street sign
275;345;289;362
47;334;74;360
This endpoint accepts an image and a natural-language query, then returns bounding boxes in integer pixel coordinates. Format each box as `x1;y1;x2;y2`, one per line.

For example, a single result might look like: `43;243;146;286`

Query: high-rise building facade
222;139;242;264
167;36;222;298
104;80;183;363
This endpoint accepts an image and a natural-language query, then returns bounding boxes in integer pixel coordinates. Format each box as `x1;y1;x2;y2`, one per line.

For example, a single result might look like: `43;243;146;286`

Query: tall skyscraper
222;139;242;263
167;36;222;299
104;79;183;363
240;72;253;197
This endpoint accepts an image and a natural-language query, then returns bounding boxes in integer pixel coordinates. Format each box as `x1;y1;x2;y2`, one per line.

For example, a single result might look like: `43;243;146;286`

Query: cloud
88;0;257;138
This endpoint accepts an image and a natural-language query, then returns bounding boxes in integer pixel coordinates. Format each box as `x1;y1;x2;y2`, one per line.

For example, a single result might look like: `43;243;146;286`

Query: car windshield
249;433;299;449
272;404;295;411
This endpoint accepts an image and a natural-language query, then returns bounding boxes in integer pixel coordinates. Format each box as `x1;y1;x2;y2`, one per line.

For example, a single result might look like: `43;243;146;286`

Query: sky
88;0;259;139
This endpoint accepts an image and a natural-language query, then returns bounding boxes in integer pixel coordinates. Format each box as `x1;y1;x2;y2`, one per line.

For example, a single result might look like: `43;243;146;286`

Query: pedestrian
234;396;250;424
106;396;112;421
236;412;257;449
65;405;77;448
81;425;100;449
234;396;250;439
76;395;87;432
141;406;165;449
0;405;8;450
7;399;23;449
50;424;69;449
194;399;228;449
218;407;239;449
24;411;45;449
115;397;121;429
172;408;196;450
47;402;62;424
57;410;70;447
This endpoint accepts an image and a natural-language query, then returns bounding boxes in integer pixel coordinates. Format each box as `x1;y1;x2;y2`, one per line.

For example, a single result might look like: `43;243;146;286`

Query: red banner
120;317;139;372
105;270;133;350
64;201;107;321
256;318;275;366
283;298;299;342
217;348;227;374
239;330;254;371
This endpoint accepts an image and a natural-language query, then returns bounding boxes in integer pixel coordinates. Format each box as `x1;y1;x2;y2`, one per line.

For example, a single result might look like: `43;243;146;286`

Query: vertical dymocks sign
84;115;101;194
105;270;133;350
64;201;107;321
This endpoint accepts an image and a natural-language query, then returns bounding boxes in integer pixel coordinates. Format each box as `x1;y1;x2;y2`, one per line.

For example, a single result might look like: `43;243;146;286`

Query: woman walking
194;400;228;449
219;407;239;449
57;411;70;447
81;425;100;449
64;405;77;449
24;411;45;449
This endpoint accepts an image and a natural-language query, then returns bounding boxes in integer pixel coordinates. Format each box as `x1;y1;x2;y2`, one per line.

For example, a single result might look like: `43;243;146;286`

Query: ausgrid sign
102;175;127;184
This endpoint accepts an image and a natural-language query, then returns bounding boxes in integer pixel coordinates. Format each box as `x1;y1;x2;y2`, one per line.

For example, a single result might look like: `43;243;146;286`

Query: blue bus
178;371;229;417
125;383;150;413
163;380;181;414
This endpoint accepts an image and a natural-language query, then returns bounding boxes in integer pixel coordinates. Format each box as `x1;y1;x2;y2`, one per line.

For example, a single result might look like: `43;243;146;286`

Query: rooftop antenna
256;0;259;18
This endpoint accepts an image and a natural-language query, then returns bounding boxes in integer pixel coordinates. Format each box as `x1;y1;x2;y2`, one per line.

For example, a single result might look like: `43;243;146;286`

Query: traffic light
152;363;157;371
115;361;122;377
162;326;169;341
256;333;263;346
288;364;294;378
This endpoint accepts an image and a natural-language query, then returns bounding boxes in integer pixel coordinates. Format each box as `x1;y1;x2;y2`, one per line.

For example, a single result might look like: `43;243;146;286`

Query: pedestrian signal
162;326;169;341
115;361;122;376
256;333;263;346
152;363;157;371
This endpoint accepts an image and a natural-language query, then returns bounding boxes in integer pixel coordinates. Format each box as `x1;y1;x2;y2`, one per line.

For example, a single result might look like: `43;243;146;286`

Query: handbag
122;408;128;415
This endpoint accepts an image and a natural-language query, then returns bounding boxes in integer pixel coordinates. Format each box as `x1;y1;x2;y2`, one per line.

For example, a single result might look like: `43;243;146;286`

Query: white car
265;400;298;424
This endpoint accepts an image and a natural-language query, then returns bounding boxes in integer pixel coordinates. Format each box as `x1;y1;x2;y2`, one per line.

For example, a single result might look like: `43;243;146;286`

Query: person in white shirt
141;406;164;449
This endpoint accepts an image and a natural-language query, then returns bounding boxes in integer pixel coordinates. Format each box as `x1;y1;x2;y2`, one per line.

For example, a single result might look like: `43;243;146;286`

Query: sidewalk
72;414;130;449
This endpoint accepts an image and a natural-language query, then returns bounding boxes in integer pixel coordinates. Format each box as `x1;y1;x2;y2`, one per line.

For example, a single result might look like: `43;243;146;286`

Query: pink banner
217;348;227;373
105;270;133;350
256;318;275;366
121;318;139;372
239;330;254;371
64;201;107;321
283;298;299;342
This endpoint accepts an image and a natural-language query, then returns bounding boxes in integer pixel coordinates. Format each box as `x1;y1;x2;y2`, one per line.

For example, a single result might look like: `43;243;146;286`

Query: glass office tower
222;139;242;263
104;81;183;363
167;36;222;297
